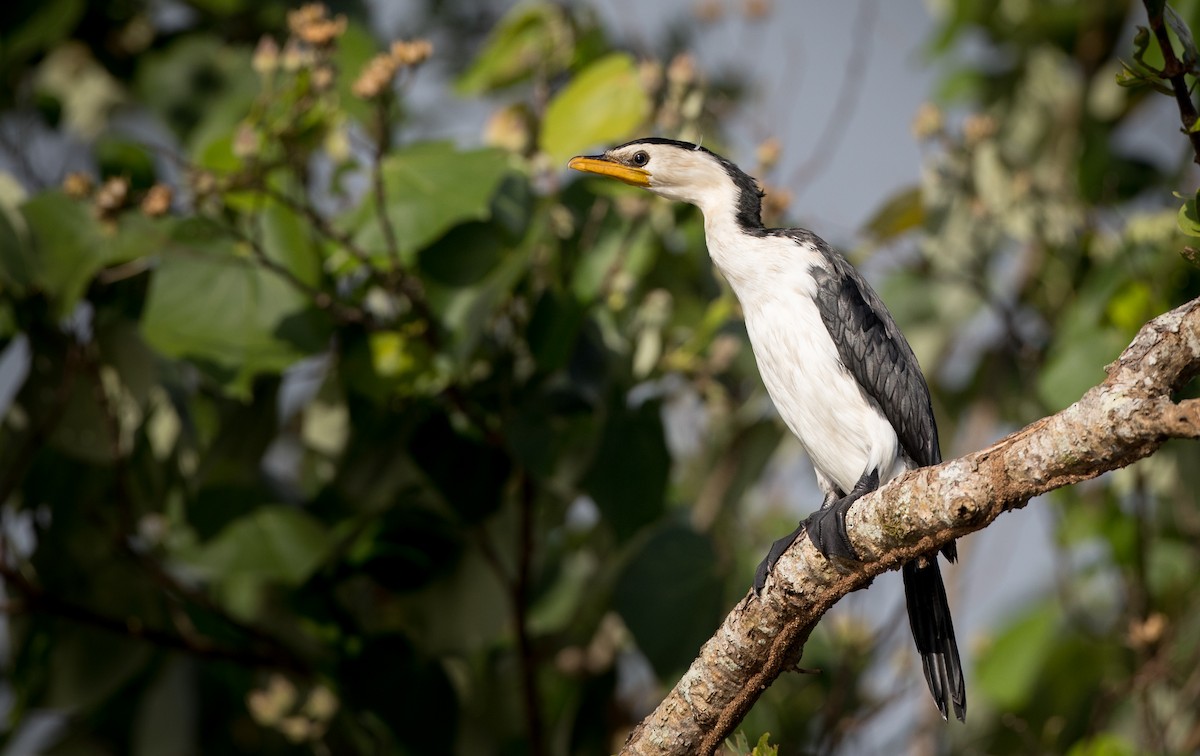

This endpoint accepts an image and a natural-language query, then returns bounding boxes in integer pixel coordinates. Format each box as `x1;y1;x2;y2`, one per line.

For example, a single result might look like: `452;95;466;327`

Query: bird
568;137;966;722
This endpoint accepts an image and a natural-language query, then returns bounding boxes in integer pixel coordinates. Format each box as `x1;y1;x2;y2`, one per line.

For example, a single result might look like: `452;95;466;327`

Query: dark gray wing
776;230;941;467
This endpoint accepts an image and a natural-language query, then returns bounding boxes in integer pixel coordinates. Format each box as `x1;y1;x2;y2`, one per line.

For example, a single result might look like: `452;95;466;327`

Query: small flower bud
252;36;279;76
140;184;172;217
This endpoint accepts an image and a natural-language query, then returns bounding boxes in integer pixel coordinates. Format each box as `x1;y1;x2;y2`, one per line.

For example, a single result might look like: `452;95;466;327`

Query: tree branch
621;296;1200;755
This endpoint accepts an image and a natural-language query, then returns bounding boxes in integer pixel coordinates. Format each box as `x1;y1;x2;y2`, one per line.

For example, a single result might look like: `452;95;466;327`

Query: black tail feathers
902;554;967;722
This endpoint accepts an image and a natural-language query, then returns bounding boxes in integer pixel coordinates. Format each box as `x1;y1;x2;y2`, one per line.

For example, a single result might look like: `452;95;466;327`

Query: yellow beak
567;156;651;188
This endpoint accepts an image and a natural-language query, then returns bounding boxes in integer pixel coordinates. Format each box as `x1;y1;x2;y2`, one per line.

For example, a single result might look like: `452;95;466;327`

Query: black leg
752;469;882;594
803;469;879;561
753;523;805;594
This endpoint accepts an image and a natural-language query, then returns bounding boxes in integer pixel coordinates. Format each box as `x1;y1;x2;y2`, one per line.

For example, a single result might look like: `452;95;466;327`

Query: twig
369;95;403;273
513;471;546;756
220;218;375;327
255;182;376;268
0;573;299;670
1142;0;1200;164
472;472;546;756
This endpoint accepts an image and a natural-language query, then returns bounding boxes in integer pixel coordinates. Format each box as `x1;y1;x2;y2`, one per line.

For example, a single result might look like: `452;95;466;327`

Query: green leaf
975;601;1060;709
0;0;86;73
862;185;924;241
13;193;166;318
1036;268;1134;411
185;505;330;585
1130;26;1153;69
1065;734;1138;756
140;219;329;397
0;196;32;291
340;635;460;753
749;732;780;756
527;289;587;371
614;524;723;677
135;35;257;149
417;222;503;287
541;53;650;164
18;194;105;314
133;659;196;756
260;194;322;287
46;626;152;711
456;2;574;95
583;397;669;541
345;142;510;267
408;412;512;524
333;21;379;126
1037;327;1127;410
570;216;655;304
1165;4;1198;69
1115;59;1173;95
95;136;157;189
1178;194;1200;236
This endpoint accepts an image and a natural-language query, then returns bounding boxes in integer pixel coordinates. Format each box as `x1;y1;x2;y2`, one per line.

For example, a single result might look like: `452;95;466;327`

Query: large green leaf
863;185;925;242
975;601;1060;709
1065;734;1138;756
1036;268;1137;410
8;194;169;319
582;396;669;541
333;21;379;126
0;192;32;291
134;35;257;149
455;2;574;95
613;524;723;677
46;625;152;711
541;53;649;164
184;505;330;586
409;412;512;524
345;141;510;266
140;218;328;397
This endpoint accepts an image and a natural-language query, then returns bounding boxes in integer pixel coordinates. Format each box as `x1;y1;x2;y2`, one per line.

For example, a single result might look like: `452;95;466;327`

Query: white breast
704;226;906;495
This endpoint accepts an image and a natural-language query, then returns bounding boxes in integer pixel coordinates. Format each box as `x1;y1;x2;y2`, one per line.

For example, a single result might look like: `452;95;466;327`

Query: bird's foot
804;469;879;562
752;523;804;595
803;503;858;561
752;470;879;594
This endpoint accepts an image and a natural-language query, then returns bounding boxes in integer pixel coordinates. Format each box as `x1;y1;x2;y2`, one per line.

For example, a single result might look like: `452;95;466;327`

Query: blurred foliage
0;0;1198;755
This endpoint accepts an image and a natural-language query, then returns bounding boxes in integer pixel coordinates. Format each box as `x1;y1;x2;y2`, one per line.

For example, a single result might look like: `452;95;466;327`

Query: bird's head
568;138;764;230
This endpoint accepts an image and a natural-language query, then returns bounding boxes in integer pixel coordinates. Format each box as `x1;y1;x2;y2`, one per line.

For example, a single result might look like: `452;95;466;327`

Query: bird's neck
700;204;822;303
701;196;767;288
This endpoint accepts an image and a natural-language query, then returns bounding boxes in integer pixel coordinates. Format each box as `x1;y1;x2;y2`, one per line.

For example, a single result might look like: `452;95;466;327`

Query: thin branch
621;296;1200;755
513;471;546;756
220;219;375;328
1142;0;1200;164
470;470;545;755
255;182;376;268
370;97;404;273
0;578;299;670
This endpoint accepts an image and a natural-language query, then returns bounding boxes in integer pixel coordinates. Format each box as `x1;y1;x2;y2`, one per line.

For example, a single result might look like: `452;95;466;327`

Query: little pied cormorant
568;138;966;722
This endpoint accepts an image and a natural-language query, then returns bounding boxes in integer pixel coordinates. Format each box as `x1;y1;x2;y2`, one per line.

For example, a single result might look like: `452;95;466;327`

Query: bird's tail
902;554;966;722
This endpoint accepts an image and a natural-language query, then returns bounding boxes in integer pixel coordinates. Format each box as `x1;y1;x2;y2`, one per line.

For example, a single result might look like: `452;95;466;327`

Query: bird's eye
631;150;649;167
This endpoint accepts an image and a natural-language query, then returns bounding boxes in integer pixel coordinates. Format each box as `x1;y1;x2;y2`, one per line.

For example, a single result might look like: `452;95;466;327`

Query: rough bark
621;296;1200;756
